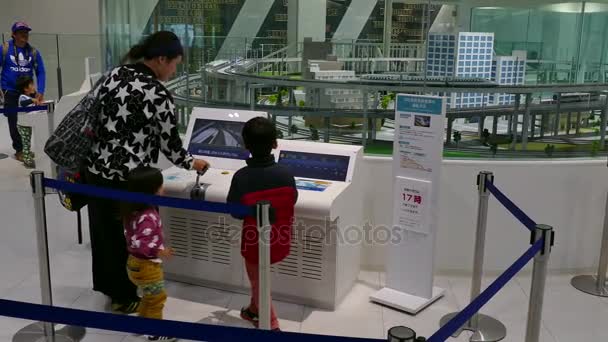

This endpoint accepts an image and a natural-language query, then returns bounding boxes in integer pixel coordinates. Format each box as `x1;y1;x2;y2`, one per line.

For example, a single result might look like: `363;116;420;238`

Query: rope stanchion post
439;171;506;342
13;172;85;342
45;101;58;180
387;326;426;342
571;191;608;297
76;210;83;245
256;201;272;331
29;171;54;340
525;225;554;342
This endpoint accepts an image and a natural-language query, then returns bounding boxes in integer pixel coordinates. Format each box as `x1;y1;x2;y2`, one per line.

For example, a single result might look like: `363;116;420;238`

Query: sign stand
370;94;446;314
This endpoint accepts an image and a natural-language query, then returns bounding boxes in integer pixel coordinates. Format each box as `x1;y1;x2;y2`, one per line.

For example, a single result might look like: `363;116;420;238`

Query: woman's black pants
84;170;138;304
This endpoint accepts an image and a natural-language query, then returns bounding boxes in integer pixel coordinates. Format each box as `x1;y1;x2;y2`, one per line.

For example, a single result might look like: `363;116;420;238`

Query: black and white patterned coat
87;63;193;181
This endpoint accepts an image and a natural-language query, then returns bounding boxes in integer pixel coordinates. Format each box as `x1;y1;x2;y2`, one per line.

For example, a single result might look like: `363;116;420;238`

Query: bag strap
0;42;38;71
30;46;38;71
1;42;8;68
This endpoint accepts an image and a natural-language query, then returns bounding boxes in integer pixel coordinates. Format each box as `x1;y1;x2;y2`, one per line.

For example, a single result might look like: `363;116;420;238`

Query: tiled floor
0;118;607;341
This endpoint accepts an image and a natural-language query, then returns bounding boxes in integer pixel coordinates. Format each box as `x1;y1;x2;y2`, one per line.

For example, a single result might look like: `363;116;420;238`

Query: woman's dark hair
121;167;164;220
16;75;34;94
242;117;277;158
121;31;184;64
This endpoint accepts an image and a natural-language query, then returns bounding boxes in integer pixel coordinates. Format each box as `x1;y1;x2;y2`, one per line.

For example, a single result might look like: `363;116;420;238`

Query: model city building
308;63;364;110
489;51;527;106
426;32;526;108
304;60;374;130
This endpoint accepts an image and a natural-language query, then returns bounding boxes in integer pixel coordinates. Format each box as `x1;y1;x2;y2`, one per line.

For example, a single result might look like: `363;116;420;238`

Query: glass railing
2;32;606;159
168;63;608;159
1;33;102;100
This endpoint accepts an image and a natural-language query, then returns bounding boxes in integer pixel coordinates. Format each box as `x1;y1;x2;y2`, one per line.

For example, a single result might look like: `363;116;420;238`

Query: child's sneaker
240;307;281;330
14;152;24;162
146;336;176;341
240;306;259;326
111;300;140;315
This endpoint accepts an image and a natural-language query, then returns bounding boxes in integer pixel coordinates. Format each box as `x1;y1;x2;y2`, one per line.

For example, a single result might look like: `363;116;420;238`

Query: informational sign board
371;94;446;314
393;176;431;235
393;95;445;179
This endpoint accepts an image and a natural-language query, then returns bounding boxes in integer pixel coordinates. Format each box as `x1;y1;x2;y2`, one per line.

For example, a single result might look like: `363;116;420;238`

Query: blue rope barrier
43;178;253;218
486;182;536;231
0;299;382;342
0;105;48;114
428;239;544;342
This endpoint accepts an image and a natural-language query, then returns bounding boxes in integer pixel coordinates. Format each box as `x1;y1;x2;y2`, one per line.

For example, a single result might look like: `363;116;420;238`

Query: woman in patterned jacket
85;31;210;314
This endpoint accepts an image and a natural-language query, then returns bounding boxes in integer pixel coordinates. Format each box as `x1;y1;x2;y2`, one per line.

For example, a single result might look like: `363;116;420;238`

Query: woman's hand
193;159;210;172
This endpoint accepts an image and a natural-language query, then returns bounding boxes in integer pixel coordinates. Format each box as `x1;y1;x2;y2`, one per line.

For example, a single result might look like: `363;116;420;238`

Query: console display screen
187;119;250;160
295;179;331;192
278;150;350;182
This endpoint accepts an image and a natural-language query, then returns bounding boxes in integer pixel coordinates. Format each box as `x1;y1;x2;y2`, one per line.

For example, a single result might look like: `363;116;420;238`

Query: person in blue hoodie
0;22;45;162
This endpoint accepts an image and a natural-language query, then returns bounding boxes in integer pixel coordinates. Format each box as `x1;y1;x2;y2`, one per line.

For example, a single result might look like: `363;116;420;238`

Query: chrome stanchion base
13;323;86;342
571;275;608;297
440;313;506;342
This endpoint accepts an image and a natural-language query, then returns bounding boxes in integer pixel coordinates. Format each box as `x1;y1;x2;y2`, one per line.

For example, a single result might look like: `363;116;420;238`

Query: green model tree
481;129;490;146
310;125;320;141
290;124;299;135
276;91;283;107
544;144;555;158
381;96;391;110
276;88;288;107
453;131;462;147
591;141;600;157
380;93;396;110
490;143;498;157
268;94;278;105
299;100;306;107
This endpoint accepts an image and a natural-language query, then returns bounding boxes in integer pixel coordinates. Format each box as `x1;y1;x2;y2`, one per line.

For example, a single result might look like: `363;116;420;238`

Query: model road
190;121;243;147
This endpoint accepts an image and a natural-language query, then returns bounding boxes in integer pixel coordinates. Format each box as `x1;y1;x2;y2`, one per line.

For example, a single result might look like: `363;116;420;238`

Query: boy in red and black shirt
227;117;298;331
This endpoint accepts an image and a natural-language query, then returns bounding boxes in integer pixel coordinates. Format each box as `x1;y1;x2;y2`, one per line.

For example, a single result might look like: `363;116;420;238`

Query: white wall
0;0;100;35
217;0;276;59
361;157;608;274
331;0;376;42
0;0;102;101
288;0;327;44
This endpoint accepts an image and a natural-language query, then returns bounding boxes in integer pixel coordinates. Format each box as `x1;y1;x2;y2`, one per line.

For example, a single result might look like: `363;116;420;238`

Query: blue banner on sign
396;95;443;115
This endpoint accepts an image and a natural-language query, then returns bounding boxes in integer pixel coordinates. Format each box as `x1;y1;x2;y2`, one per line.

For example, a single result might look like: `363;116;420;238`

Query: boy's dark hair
16;75;34;94
242;117;277;158
121;166;164;220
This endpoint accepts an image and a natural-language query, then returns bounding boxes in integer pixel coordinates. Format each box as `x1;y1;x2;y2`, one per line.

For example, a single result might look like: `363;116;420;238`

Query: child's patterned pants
126;255;166;320
16;125;34;167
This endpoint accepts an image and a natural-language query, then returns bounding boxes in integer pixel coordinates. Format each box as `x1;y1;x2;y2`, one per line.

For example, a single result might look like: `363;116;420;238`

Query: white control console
161;107;364;309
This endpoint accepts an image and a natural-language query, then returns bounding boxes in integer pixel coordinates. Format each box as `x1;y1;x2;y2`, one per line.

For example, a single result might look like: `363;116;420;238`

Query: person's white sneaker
146;336;176;341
